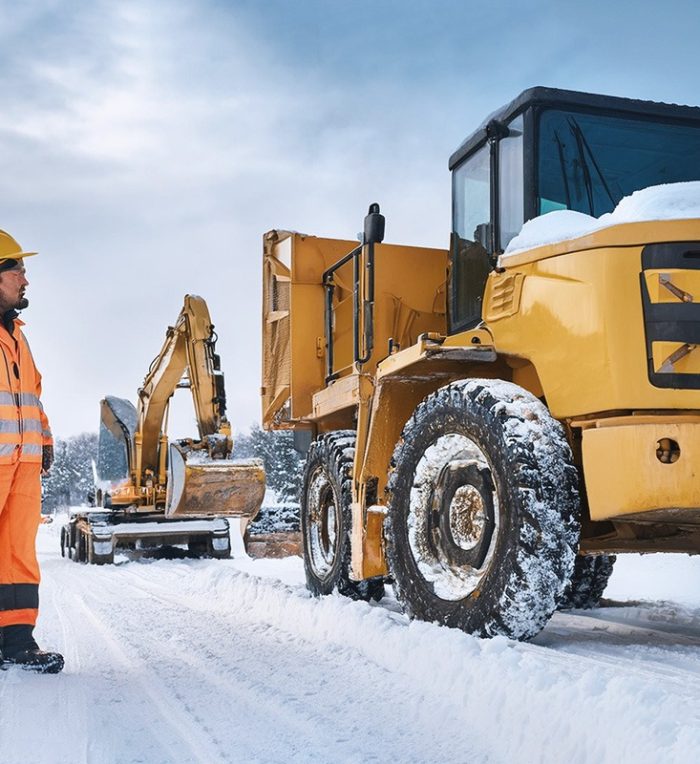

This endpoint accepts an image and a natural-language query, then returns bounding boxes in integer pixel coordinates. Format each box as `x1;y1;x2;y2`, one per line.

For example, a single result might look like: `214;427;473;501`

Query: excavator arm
137;294;229;478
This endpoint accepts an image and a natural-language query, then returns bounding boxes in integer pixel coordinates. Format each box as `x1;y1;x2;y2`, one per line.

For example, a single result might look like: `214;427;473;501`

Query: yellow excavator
61;295;265;564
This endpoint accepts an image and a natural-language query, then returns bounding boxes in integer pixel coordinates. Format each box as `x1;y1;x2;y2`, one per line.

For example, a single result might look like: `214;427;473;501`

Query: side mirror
364;203;385;245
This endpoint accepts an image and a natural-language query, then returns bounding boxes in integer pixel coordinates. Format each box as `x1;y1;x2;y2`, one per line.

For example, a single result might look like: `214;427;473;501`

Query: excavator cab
97;396;136;481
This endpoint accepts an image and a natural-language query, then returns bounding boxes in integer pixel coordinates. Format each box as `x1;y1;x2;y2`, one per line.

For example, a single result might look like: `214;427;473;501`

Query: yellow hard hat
0;230;37;261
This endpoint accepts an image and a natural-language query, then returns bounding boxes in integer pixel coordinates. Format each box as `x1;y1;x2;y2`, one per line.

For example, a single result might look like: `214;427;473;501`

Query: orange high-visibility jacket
0;317;52;463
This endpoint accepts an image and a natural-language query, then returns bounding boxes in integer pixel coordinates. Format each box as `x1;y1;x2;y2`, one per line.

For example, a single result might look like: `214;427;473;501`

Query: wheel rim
407;433;499;601
306;467;341;579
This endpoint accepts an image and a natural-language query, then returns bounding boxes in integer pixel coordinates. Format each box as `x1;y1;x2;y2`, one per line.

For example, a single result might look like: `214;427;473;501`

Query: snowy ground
2;517;700;764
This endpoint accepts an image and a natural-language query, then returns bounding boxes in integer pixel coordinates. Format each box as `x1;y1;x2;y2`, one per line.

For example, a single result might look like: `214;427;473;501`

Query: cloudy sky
1;0;699;439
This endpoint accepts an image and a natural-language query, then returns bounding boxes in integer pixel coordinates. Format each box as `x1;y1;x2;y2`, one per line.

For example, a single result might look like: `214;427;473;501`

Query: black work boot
1;624;64;674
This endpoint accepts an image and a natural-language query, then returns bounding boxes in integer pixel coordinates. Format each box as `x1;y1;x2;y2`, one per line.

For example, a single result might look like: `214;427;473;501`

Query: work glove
42;445;54;474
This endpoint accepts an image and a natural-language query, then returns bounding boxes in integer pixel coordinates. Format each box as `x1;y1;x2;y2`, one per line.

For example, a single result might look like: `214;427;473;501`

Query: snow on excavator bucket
166;444;265;523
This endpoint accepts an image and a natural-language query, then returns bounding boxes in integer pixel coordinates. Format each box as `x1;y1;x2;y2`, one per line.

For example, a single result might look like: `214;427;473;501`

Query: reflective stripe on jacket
0;317;52;464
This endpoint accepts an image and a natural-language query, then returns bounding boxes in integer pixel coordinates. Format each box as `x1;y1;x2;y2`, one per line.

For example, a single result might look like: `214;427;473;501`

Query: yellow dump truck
261;87;700;640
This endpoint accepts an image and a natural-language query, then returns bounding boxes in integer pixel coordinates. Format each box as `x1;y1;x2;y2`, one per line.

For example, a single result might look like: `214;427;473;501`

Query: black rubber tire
87;537;114;566
74;531;87;563
558;554;616;610
301;431;384;602
188;540;209;557
60;526;68;559
209;537;232;560
385;379;580;641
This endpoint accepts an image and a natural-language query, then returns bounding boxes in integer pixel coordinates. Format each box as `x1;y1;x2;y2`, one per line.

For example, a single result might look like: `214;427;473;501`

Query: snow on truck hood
503;181;700;257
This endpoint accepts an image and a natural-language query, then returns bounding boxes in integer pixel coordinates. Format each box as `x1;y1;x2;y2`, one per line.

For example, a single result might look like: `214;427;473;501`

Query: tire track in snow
105;559;700;763
0;577;93;764
551;609;700;648
38;534;700;764
79;563;485;763
42;576;92;764
531;611;700;695
583;601;700;641
66;588;232;764
119;560;700;697
42;566;193;763
69;572;340;760
49;560;239;763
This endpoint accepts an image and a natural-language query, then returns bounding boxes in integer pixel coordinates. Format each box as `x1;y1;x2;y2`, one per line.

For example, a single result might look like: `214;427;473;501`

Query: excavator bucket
166;444;265;521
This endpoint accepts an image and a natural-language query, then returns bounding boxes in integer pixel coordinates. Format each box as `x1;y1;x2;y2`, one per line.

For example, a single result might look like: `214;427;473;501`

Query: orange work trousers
0;462;42;627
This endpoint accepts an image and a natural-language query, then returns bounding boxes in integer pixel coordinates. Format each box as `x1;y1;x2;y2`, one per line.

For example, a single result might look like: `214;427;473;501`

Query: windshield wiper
554;130;572;210
568;116;618;214
567;117;595;214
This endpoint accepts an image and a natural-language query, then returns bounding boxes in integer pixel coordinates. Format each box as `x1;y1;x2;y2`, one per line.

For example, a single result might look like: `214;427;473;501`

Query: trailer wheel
87;538;114;565
301;431;384;601
74;529;87;563
60;526;68;559
558;554;616;610
385;379;580;640
188;540;208;557
208;535;232;560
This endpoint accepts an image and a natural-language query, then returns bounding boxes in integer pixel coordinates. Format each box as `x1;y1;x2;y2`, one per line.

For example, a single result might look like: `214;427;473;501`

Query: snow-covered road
2;519;700;764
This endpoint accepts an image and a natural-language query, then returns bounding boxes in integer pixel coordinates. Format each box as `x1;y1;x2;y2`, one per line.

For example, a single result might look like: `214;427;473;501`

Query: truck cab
450;87;700;331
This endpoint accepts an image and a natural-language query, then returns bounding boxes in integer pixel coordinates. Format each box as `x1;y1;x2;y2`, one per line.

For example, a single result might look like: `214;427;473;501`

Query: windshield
538;109;700;217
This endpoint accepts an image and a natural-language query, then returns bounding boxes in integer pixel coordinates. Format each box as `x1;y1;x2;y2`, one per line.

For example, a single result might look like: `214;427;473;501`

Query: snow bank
606;552;700;607
156;560;700;763
32;518;700;763
504;181;700;256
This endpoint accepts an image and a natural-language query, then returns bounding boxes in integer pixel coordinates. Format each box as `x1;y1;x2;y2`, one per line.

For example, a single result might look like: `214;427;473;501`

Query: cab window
451;144;491;332
499;115;524;250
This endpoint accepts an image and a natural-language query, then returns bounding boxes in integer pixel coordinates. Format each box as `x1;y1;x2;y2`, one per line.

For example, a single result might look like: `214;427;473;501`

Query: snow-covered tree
42;432;98;512
236;425;303;502
236;426;304;534
97;422;129;482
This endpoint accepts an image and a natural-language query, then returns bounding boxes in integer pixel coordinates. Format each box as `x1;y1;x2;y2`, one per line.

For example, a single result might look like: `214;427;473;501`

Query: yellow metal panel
376;335;497;379
292;236;354;285
644;269;700;304
350;375;388;579
489;218;700;418
290;236;356;421
575;413;700;429
369;243;447;366
312;373;361;419
262;231;447;428
582;420;700;521
364;508;388;577
501;219;700;268
375;339;430;378
262;232;357;426
651;342;700;374
442;327;494;348
483;272;524;321
290;282;327;417
261;232;292;428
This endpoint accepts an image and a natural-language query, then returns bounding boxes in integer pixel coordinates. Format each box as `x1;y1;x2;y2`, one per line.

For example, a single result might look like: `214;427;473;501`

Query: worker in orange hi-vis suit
0;230;63;674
